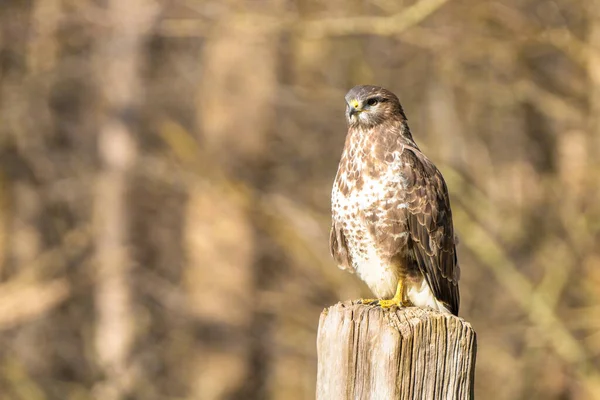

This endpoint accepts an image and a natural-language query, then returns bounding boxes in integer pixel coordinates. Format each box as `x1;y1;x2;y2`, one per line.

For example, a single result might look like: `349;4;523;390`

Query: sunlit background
0;0;599;399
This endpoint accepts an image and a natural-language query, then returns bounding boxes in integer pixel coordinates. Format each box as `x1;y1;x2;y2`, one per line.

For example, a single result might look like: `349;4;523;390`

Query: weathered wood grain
316;302;477;400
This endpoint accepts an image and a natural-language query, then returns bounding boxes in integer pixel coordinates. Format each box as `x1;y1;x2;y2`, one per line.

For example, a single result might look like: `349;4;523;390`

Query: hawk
329;85;460;315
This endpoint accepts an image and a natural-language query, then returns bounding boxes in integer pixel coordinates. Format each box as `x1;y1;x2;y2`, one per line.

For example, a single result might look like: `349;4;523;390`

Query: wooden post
316;301;477;400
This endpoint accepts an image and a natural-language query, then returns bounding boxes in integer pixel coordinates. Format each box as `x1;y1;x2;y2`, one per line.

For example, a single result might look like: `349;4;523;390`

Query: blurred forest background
0;0;599;399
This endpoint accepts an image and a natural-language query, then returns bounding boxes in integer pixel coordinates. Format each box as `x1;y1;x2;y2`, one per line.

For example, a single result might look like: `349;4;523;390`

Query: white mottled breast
331;135;408;298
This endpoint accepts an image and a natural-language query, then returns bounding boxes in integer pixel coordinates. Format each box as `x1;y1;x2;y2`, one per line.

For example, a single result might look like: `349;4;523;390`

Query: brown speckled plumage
330;85;460;315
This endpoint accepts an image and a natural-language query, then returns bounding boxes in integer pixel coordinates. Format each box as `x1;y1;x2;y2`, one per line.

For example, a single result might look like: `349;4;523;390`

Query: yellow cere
350;99;360;109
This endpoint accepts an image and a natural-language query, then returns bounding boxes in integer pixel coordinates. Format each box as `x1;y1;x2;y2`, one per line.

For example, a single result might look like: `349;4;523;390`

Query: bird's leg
377;279;413;309
356;279;414;308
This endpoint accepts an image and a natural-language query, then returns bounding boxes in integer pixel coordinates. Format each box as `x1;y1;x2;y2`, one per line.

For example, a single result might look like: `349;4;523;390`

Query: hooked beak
347;99;361;118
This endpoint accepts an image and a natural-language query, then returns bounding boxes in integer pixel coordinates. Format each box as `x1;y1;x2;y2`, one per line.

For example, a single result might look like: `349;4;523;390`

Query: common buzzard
329;85;460;315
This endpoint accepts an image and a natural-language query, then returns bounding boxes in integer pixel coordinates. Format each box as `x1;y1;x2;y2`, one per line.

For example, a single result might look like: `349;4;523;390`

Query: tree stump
316;301;477;400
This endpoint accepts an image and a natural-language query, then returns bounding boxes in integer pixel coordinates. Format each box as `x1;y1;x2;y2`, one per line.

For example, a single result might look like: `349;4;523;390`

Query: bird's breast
332;158;408;244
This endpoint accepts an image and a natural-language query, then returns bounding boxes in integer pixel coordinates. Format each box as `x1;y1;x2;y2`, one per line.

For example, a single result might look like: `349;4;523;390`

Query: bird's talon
377;299;400;309
357;298;378;305
376;299;414;309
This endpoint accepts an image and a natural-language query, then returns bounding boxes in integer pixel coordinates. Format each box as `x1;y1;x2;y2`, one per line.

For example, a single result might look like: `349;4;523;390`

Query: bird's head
345;85;407;128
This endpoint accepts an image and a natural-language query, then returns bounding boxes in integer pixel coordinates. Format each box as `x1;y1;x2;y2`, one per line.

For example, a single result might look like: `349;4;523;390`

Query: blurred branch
157;18;210;37
0;226;88;330
541;29;592;70
490;2;600;71
92;1;160;399
449;185;600;396
534;244;571;311
515;80;583;122
0;278;70;330
158;0;451;38
17;225;91;279
299;0;451;38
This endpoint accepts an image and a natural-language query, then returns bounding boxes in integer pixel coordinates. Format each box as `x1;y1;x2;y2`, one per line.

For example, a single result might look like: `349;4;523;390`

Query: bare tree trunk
0;0;57;378
184;183;256;399
92;1;159;399
186;2;282;398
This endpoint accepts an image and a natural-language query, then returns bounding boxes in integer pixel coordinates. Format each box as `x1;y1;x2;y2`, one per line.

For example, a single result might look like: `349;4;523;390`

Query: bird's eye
367;98;379;106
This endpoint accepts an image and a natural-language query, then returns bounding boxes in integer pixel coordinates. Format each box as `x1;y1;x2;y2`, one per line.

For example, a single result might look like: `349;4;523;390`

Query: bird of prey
329;85;460;315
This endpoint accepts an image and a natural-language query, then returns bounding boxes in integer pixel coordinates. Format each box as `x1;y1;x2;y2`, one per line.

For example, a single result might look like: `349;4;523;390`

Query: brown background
0;0;599;399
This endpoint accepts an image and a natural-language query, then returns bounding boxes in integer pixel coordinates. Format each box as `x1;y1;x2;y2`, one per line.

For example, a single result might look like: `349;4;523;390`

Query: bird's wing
329;221;354;272
400;146;460;315
329;147;356;273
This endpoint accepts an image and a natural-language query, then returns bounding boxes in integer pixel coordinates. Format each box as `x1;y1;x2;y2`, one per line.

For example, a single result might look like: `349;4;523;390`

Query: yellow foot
357;280;413;308
357;298;378;305
356;298;413;308
376;298;413;309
